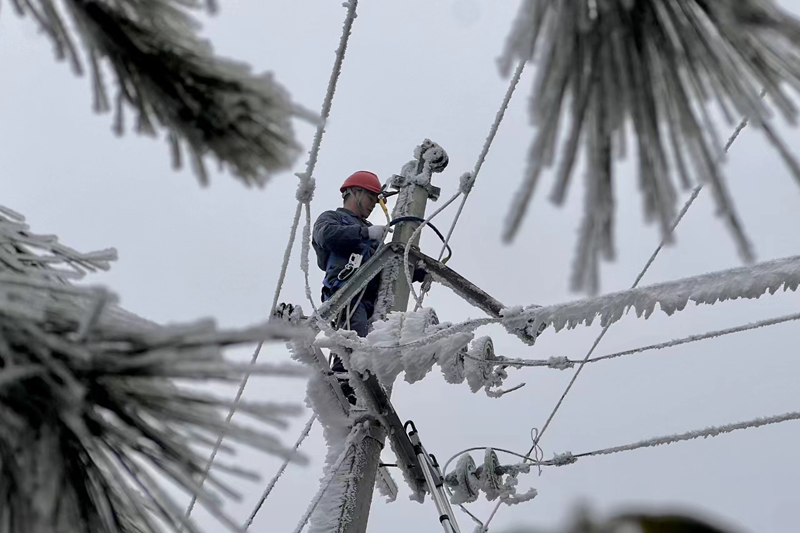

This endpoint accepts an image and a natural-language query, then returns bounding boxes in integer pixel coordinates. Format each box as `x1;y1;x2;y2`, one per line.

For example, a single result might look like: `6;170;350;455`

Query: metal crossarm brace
316;243;400;323
317;242;540;344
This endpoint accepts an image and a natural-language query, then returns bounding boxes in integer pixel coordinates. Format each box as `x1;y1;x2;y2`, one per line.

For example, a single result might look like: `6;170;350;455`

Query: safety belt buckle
337;253;363;282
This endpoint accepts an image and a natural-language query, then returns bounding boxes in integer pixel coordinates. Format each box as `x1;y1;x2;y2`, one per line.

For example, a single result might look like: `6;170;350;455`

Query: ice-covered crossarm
348;308;474;387
503;254;800;339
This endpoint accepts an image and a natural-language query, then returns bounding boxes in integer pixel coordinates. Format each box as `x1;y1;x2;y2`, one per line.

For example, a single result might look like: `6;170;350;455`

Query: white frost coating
501;487;538;505
376;468;398;503
448;454;480;505
503;254;800;339
305;366;377;533
438;339;467;385
370;256;400;323
459;171;476;194
447;450;536;506
305;375;351;469
550;452;577;467
333;348;427;503
547;356;574;370
304;422;371;533
465;337;510;396
348;309;473;387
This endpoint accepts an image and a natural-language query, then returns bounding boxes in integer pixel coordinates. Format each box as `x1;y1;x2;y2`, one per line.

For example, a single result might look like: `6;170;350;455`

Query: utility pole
309;139;524;532
340;140;447;533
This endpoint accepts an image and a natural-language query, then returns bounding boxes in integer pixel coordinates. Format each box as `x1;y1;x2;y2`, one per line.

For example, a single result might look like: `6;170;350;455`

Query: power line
293;444;355;533
244;414;317;530
181;1;361;524
436;59;527;262
413;59;527;309
523;111;754;461
547;409;800;466
479;112;754;533
483;311;800;370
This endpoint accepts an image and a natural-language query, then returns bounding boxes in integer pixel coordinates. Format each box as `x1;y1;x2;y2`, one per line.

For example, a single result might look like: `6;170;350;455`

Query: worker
313;170;387;339
313;171;427;399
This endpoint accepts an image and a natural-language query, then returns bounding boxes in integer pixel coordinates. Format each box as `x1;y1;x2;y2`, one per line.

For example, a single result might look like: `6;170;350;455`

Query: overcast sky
3;1;800;532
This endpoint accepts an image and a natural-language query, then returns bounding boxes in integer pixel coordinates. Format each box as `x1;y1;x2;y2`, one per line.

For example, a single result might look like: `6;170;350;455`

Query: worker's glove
367;225;387;241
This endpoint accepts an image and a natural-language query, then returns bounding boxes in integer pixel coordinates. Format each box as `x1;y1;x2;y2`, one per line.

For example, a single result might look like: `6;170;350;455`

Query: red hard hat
340;171;381;195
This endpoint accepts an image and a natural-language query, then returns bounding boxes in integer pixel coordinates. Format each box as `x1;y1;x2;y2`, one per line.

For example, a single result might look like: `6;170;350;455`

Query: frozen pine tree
0;206;311;533
500;0;800;293
7;0;315;186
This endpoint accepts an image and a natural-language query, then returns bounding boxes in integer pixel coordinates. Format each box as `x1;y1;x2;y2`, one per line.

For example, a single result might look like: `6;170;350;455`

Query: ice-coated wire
483;311;800;370
183;0;360;524
301;202;320;315
271;203;305;316
550;409;800;465
244;414;317;529
403;191;462;307
180;340;270;527
435;60;527;262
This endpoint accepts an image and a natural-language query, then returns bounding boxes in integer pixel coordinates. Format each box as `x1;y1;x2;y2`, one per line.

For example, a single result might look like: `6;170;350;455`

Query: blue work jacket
312;208;380;302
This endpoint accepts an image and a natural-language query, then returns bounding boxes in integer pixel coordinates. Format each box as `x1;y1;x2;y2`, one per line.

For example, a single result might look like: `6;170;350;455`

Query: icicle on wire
183;0;360;523
482;311;800;370
244;414;317;529
500;0;800;294
545;409;800;467
12;0;313;185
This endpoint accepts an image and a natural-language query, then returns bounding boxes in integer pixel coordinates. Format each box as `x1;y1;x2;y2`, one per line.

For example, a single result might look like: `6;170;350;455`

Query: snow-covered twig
13;0;311;185
500;0;800;292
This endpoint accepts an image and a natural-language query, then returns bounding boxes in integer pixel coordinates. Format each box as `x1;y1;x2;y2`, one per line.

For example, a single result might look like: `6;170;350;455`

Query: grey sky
3;1;800;532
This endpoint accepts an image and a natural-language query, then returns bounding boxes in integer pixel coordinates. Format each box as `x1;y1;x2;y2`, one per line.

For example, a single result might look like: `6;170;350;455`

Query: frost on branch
503;254;800;340
499;0;800;293
12;0;310;186
0;207;310;533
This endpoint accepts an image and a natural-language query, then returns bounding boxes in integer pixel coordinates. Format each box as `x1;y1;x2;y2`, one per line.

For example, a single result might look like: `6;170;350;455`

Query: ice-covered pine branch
10;0;313;186
500;0;800;292
0;206;312;533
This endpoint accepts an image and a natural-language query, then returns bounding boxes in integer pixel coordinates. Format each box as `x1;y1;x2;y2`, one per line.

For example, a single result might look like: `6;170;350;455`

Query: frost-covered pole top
389;139;449;220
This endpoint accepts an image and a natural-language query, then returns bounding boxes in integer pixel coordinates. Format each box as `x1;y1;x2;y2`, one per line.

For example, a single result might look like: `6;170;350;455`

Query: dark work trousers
330;298;371;373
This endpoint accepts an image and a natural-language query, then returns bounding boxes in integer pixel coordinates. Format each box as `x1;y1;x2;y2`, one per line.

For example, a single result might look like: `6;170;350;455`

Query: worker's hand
368;225;387;241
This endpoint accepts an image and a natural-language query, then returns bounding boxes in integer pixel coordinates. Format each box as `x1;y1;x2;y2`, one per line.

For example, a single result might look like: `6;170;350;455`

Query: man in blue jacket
313;170;387;339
